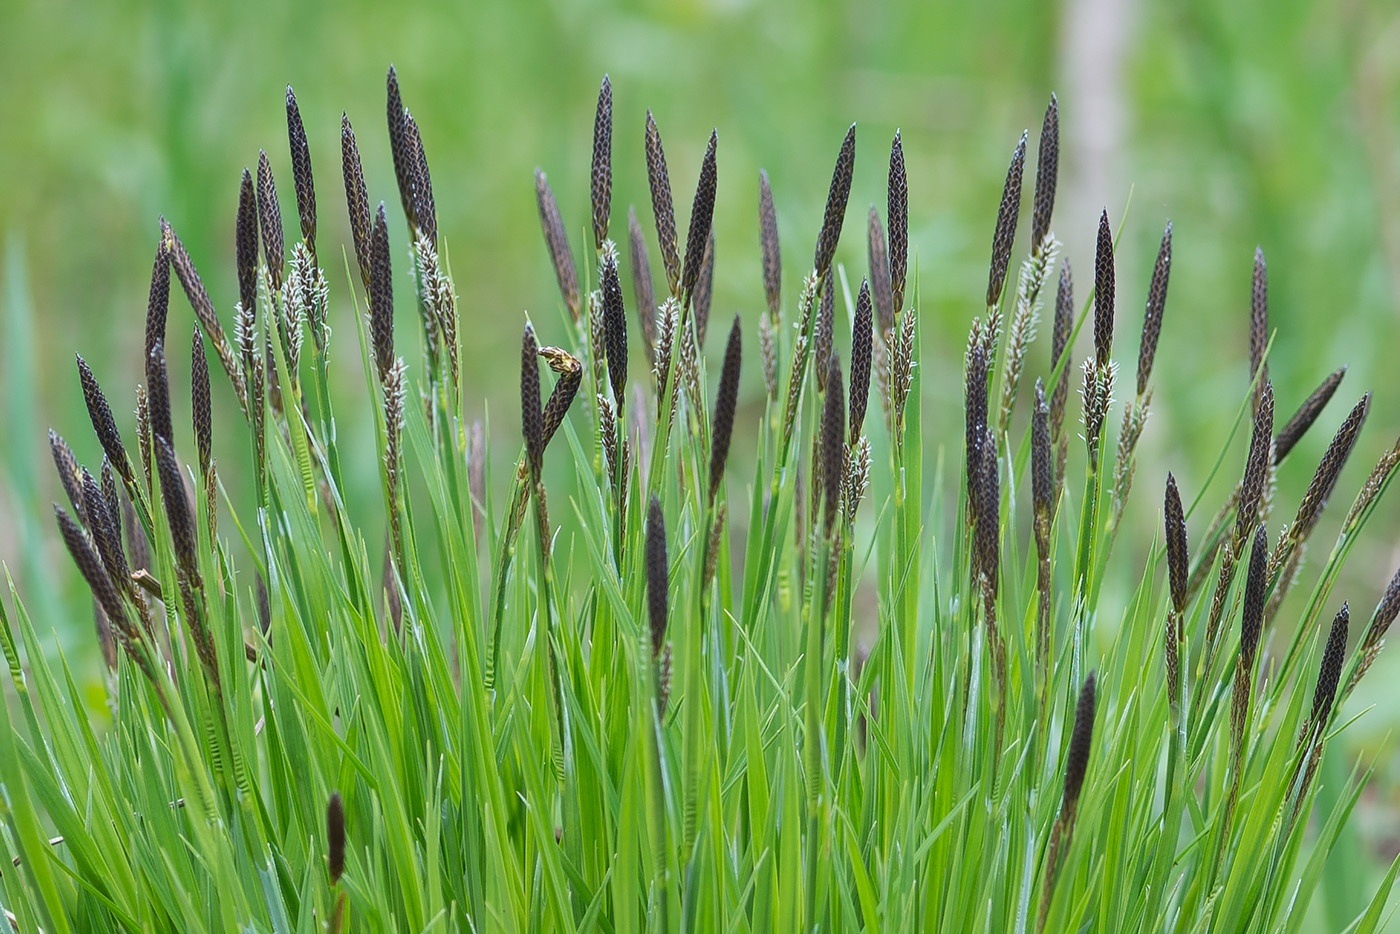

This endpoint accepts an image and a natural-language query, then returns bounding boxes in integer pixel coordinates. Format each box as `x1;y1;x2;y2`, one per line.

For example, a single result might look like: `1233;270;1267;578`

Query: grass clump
2;67;1400;934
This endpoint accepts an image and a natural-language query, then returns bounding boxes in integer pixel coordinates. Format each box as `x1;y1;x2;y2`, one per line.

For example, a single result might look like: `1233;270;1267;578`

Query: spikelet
986;131;1027;311
645;110;681;297
539;346;583;449
820;356;845;539
709;316;742;505
1250;247;1269;416
681;130;719;307
1275;367;1345;465
191;328;212;477
814;125;857;282
590;75;613;251
1234;383;1275;553
164;220;246;412
327;792;346;885
1092;210;1115;368
144;235;171;371
1137;222;1173;396
1030;95;1059;256
849;279;873;443
759;169;782;322
77;356;135;486
521;323;544;478
814;272;834;393
646;494;669;661
386;66;418;231
867;206;894;338
693;229;716;346
256;150;285;291
236;166;261;314
628;207;657;364
369;204;394;385
758;311;778;400
843;435;872;523
534;169;581;323
341;115;372;292
888;129;909;317
600;243;628;405
285;86;317;258
404;111;437;245
1291;393;1370;545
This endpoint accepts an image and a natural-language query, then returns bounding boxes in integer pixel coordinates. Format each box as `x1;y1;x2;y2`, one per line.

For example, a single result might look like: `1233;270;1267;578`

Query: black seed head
681;130;719;307
1164;473;1189;615
1064;671;1097;809
591;74;613;251
1309;603;1349;732
404;111;437;245
55;505;128;637
146;341;173;448
521;323;543;476
82;469;127;592
1250;246;1268;410
538;346;582;450
256;150;285;291
645;110;680;297
646;494;669;657
386;65;418;231
1295;393;1370;540
1031;95;1059;254
850;279;873;443
867;206;894;337
1032;380;1052;518
814;271;834;393
821;354;845;539
77;355;132;484
369;203;394;384
760;169;782;320
1274;367;1346;465
1235;381;1274;548
48;430;84;521
327;791;346;885
964;326;990;495
975;427;1000;588
814;124;856;281
534;168;581;323
1050;260;1074;435
285;85;317;255
236;167;260;312
627;207;657;363
1093;210;1114;367
1137;221;1172;396
709;315;742;505
888;129;908;316
341;115;372;292
191;328;212;476
1240;524;1269;669
154;434;197;577
601;249;628;404
145;235;171;366
986;131;1027;309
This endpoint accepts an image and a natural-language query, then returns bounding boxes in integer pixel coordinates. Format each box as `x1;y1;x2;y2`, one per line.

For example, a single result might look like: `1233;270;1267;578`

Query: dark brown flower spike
154;434;198;578
77;355;133;485
1164;473;1189;615
821;355;846;538
646;493;668;658
645;110;680;297
81;469;127;593
1250;247;1269;414
1031;95;1059;254
369;203;394;384
628;207;657;363
386;65;418;231
1308;603;1348;732
534;169;581;323
538;346;582;449
986;131;1027;309
1064;670;1097;809
693;229;716;346
1365;568;1400;653
815;272;834;393
814;124;856;281
1050;261;1074;441
1294;393;1370;541
1240;524;1269;669
327;792;346;885
867;206;894;337
145;236;171;366
888;129;908;316
1137;221;1172;397
191;328;212;476
404;111;437;245
256;150;285;291
341;115;373;291
146;341;173;447
709;315;742;505
850;279;872;443
49;430;84;521
521;323;544;477
1032;381;1053;520
601;249;628;404
591;74;612;251
681;129;719;307
1275;367;1346;465
1093;210;1114;367
237;167;260;312
760;169;782;320
285;86;316;257
964;325;990;518
55;505;128;637
975;428;1000;589
1234;381;1274;550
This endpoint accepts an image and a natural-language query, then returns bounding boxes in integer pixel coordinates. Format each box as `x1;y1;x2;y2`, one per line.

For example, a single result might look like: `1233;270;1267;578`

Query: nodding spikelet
1093;210;1115;367
986;131;1027;309
1235;381;1274;550
646;494;669;659
975;427;1000;590
590;74;613;251
1032;380;1053;519
645;110;680;297
163;220;244;408
681;130;719;307
709;316;742;505
1250;246;1269;414
628;207;657;363
77;356;133;484
888;129;908;315
191;329;212;476
814;124;856;281
1031;95;1059;254
821;355;846;539
55;505;129;638
386;65;418;231
1293;393;1370;542
868;206;894;337
404;111;437;245
236;167;260;314
146;341;174;448
341;115;372;291
1275;367;1346;465
1064;670;1097;810
815;272;834;393
48;430;84;520
600;246;628;405
256;150;285;291
1352;568;1400;693
285;86;316;256
327;792;346;885
521;323;544;477
369;203;394;384
145;237;171;365
1050;260;1074;440
534;169;581;323
693;229;716;346
964;322;990;520
1165;473;1189;615
154;435;198;579
538;346;582;448
1240;524;1269;669
1136;221;1172;396
850;279;873;443
760;169;782;321
1308;603;1348;733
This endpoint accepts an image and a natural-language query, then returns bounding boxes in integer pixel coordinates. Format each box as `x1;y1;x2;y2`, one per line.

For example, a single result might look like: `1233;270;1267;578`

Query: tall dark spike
627;207;657;363
256;150;285;291
1275;367;1346;465
55;505;128;637
236;168;260;312
49;430;84;522
601;250;628;405
386;65;418;231
1063;671;1097;809
1308;604;1349;733
888;129;908;316
986;131;1027;309
77;355;133;484
646;494;669;657
694;229;716;346
191;328;212;476
534;169;581;323
521;323;544;477
850;279;873;443
1030;95;1059;253
1293;393;1370;540
1250;246;1269;414
681;130;719;307
590;75;613;251
1240;525;1269;669
867;206;894;337
341;115;373;291
1235;381;1274;549
709;316;743;505
645;110;680;297
327;792;346;885
1093;210;1114;367
1050;261;1074;438
814;124;856;281
154;435;198;578
1164;473;1189;615
369;204;394;384
1136;221;1172;396
760;169;782;321
145;235;171;366
146;342;173;448
404;111;438;245
821;355;846;539
1031;381;1053;519
285;86;317;257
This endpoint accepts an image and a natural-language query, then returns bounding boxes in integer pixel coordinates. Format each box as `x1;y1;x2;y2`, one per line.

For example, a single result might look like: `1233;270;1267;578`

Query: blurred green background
2;0;1399;924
